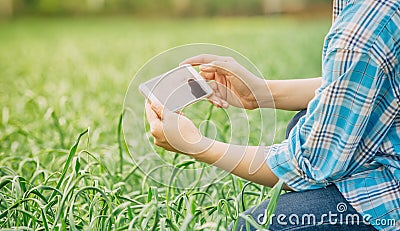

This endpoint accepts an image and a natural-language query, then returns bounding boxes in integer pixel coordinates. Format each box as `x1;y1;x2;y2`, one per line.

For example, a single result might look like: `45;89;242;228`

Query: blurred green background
1;0;330;17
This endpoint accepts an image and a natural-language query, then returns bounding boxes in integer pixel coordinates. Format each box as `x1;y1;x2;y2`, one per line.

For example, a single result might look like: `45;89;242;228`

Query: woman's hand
180;54;272;110
145;100;283;188
145;100;212;155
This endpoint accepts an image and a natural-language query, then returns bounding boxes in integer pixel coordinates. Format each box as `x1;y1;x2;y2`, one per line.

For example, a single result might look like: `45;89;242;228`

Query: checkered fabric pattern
266;1;400;230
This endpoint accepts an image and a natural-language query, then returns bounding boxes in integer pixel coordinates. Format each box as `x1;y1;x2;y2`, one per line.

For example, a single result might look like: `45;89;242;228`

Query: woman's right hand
180;54;271;110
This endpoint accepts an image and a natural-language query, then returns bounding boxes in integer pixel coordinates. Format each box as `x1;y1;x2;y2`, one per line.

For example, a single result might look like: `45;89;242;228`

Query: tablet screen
141;66;211;111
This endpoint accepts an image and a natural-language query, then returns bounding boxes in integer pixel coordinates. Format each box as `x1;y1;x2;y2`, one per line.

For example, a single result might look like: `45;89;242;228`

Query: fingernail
213;100;221;107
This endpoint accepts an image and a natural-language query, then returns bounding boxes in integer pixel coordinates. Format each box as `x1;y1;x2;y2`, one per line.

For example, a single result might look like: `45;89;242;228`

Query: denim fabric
229;110;377;231
230;185;377;231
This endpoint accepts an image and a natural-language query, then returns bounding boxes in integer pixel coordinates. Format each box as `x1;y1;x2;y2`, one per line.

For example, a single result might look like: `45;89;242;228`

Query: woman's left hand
145;101;210;155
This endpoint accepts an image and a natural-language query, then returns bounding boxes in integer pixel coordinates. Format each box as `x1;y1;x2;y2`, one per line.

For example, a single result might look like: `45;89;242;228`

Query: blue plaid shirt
266;1;400;230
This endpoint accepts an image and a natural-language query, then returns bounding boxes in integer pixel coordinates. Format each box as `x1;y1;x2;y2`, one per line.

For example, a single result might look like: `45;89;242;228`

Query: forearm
190;138;279;187
255;77;322;111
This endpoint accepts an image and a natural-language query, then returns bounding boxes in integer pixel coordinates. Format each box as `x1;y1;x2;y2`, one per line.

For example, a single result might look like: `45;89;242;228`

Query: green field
0;17;330;230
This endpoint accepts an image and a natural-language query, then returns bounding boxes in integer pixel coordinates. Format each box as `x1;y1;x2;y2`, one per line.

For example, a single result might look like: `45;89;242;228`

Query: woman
145;0;399;230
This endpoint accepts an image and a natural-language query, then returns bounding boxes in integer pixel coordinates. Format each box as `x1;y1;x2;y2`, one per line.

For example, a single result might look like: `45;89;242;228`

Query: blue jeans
230;110;377;231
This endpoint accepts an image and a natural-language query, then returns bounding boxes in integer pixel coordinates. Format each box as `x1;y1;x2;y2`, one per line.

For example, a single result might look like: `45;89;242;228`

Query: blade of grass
117;111;124;175
51;110;65;149
49;129;88;201
264;179;284;229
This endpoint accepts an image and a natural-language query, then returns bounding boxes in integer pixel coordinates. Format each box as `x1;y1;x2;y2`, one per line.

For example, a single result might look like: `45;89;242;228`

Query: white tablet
139;64;213;112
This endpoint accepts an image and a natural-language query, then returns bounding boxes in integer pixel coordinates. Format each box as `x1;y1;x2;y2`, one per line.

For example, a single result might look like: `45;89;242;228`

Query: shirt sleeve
266;48;386;191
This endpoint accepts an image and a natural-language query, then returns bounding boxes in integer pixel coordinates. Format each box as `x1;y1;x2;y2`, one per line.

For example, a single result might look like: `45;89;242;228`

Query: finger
220;100;229;108
145;101;160;122
199;61;232;75
180;54;221;66
145;102;163;138
150;100;164;120
207;82;230;108
180;54;231;66
199;71;215;81
207;94;223;108
150;121;162;139
215;72;227;89
207;97;229;108
151;100;174;120
215;72;230;104
208;81;219;93
210;78;226;99
208;81;224;99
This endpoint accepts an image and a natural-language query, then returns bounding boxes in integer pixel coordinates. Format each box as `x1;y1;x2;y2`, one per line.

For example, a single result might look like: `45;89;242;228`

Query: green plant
0;16;328;230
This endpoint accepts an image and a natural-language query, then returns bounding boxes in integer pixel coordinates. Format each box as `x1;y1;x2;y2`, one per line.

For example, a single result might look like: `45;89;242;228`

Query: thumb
151;100;172;120
200;61;233;76
151;100;164;119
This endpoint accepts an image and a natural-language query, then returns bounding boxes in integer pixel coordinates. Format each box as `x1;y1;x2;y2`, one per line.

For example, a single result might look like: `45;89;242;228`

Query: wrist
184;136;215;158
248;79;275;109
187;138;234;167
